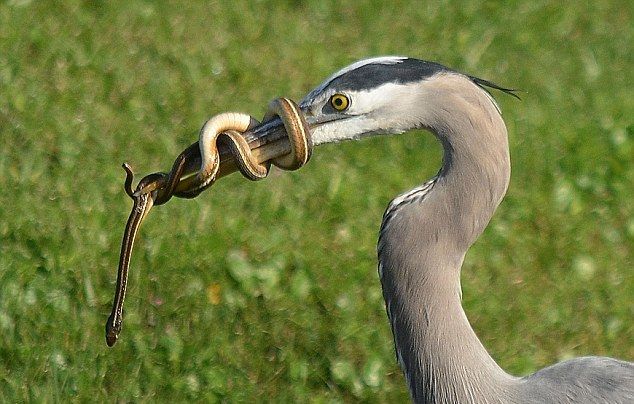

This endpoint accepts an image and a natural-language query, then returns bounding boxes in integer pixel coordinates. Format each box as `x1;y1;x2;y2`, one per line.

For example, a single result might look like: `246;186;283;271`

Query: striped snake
106;98;311;347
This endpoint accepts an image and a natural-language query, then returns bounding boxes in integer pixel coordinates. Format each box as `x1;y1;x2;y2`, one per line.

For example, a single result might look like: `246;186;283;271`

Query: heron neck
433;89;511;249
378;83;515;402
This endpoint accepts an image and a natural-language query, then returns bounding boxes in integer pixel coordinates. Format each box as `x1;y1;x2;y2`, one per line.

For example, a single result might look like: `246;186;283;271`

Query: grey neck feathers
378;75;516;403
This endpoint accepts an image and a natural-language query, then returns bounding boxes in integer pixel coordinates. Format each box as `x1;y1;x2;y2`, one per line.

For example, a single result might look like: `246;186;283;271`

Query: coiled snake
106;98;311;346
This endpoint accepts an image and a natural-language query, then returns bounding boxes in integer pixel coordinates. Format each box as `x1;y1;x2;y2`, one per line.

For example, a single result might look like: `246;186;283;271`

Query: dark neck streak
378;80;515;403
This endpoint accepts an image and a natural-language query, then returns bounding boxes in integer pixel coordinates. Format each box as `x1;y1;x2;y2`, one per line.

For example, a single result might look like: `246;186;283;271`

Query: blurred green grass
0;0;632;401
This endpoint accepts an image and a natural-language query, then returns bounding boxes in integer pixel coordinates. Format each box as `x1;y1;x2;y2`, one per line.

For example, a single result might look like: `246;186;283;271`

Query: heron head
294;56;518;146
296;56;456;145
246;56;517;155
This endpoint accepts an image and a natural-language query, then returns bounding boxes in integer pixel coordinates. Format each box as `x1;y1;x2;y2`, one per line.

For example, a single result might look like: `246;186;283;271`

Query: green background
0;0;632;402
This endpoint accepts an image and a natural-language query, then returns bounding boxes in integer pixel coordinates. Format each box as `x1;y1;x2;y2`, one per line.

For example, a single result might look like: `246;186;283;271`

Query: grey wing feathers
521;356;634;403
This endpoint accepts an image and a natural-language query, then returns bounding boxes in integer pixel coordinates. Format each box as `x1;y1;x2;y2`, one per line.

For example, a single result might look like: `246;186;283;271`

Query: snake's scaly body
106;98;311;346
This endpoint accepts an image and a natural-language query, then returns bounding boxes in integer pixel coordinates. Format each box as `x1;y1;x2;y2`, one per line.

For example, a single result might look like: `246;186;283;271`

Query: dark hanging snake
106;98;312;346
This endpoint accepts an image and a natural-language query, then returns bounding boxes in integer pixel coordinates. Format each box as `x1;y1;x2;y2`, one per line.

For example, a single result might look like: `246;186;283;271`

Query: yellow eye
330;93;350;111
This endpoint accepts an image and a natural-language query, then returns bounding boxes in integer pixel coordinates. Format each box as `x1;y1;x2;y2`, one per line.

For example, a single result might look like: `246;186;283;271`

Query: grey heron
258;56;633;403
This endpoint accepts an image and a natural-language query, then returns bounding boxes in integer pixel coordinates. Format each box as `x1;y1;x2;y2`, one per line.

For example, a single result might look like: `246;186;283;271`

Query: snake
177;97;311;197
106;97;311;347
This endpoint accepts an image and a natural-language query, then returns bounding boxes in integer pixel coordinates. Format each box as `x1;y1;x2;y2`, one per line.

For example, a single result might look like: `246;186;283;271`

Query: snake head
105;313;121;347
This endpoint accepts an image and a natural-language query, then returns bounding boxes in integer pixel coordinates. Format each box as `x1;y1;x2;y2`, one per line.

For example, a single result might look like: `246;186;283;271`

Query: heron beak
238;105;322;149
238;105;351;145
172;102;318;190
213;106;319;179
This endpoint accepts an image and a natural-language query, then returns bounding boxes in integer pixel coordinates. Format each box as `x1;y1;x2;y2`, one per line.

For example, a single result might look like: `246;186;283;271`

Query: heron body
294;57;633;403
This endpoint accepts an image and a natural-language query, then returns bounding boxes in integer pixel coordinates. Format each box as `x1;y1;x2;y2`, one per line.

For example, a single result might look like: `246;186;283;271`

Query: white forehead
346;82;413;115
300;56;407;106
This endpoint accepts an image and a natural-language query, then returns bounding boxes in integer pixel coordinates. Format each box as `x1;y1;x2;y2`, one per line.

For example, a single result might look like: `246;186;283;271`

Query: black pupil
334;97;343;107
